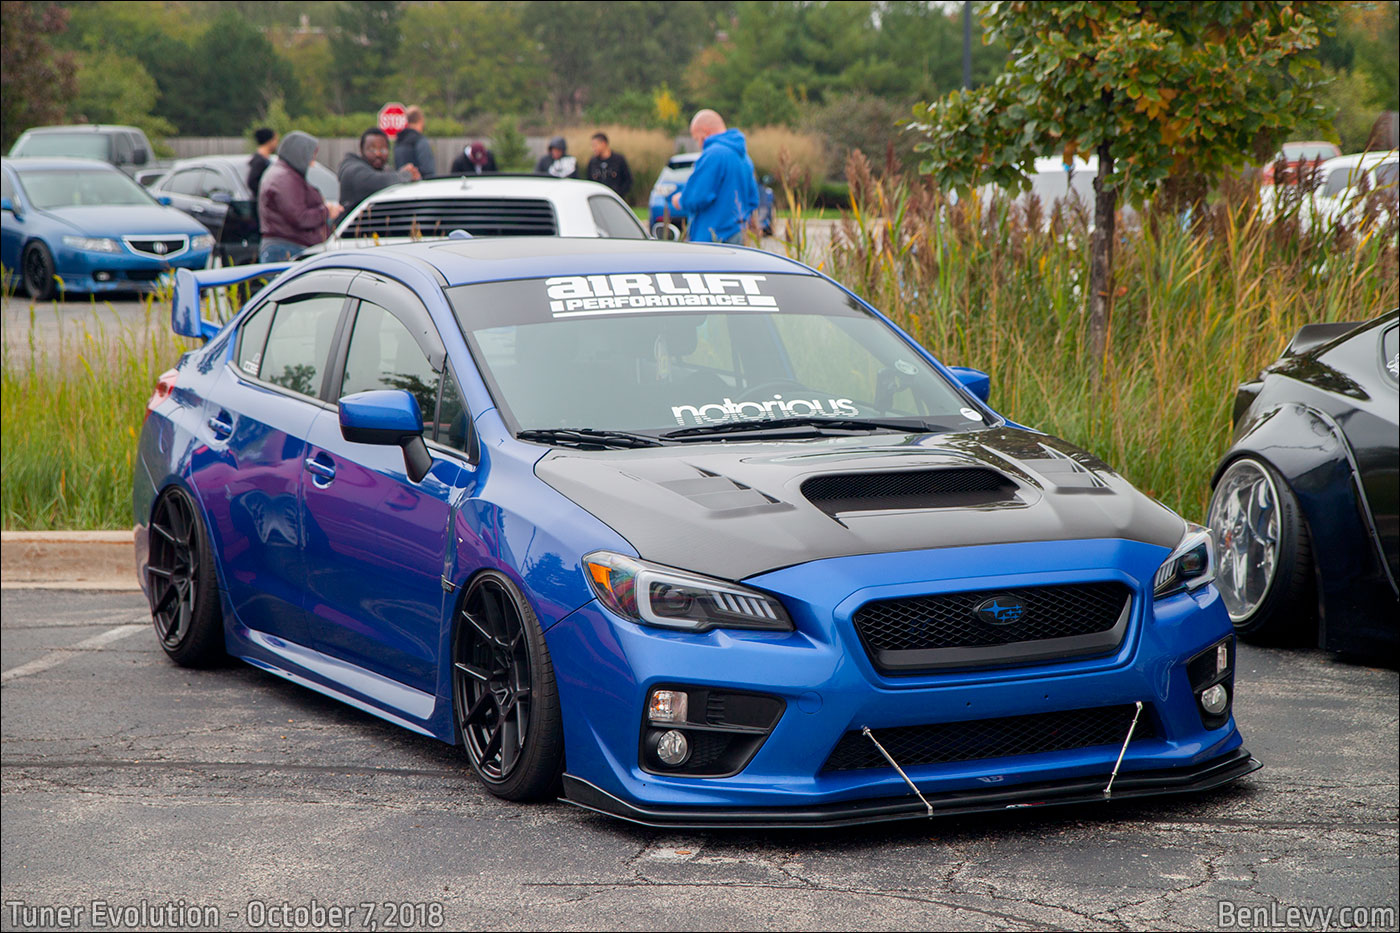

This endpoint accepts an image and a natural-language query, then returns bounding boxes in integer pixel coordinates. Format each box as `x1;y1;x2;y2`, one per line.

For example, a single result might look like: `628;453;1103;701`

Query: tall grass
822;151;1399;521
1;296;195;529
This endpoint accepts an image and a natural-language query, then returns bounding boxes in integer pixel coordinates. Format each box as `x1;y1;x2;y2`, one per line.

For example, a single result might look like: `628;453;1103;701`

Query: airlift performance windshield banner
448;272;868;330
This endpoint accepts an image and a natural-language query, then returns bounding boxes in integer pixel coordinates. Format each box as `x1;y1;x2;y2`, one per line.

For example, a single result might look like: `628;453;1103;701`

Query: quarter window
436;365;471;451
235;303;275;377
589;195;647;239
340;300;439;432
257;295;345;397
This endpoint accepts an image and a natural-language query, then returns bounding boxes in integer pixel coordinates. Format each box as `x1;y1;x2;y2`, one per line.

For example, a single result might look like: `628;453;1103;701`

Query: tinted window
1;171;12;203
1323;166;1362;198
1374;162;1398;188
589;195;647;239
112;133;134;163
340;300;439;430
164;169;208;197
258;295;345;397
1383;325;1398;384
436;364;470;451
236;303;275;377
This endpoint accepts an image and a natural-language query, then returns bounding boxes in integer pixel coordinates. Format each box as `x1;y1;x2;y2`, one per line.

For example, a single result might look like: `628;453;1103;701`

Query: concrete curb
1;530;140;591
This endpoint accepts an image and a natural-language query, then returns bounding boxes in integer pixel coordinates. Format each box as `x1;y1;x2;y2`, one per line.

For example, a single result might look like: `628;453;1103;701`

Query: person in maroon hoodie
258;131;343;261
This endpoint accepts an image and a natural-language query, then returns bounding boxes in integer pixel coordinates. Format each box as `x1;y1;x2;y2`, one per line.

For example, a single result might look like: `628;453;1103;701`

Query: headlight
654;183;677;197
583;551;793;632
1153;522;1215;598
191;234;215;250
61;236;121;253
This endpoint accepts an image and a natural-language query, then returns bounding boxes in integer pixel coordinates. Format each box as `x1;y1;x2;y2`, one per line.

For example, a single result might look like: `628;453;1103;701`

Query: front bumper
562;747;1261;828
546;539;1256;821
55;243;210;293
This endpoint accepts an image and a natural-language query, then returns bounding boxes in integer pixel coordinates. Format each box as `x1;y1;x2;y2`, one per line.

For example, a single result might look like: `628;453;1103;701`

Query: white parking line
1;624;146;684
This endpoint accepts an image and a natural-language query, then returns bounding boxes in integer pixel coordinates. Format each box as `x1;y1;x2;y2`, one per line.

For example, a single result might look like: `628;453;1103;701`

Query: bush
744;126;825;205
801;92;921;181
560;125;677;205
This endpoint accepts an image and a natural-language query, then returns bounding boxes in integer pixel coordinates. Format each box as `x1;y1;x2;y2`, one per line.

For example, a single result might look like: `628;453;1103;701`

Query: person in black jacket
586;132;632;200
246;127;278;202
339;128;420;215
393;106;436;177
534;136;577;177
450;142;499;175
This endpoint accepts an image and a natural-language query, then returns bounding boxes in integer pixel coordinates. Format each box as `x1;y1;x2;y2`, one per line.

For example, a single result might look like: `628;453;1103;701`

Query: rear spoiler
172;263;291;341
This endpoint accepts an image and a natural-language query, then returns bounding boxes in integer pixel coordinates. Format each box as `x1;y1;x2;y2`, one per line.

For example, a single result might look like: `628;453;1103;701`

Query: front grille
822;704;1157;771
124;236;187;258
343;198;558;238
802;468;1016;515
855;582;1130;653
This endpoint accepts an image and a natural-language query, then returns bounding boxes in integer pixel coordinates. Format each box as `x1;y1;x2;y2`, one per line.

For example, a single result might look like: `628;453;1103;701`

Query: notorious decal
671;394;861;426
545;273;777;317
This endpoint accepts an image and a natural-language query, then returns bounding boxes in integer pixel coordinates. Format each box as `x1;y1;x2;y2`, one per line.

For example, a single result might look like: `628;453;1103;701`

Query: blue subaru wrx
134;238;1258;827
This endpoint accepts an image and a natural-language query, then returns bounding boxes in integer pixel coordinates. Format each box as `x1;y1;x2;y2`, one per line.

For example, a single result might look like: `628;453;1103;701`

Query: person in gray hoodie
339;128;420;215
258;130;343;261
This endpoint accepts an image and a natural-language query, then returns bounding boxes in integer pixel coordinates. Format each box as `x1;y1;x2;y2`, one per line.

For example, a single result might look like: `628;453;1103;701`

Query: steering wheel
736;379;814;403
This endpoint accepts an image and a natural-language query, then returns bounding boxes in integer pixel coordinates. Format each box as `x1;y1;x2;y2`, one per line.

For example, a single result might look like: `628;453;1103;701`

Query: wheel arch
1214;402;1375;647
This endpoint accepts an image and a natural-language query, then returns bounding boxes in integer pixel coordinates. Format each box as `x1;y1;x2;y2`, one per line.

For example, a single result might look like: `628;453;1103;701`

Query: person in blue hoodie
672;109;759;244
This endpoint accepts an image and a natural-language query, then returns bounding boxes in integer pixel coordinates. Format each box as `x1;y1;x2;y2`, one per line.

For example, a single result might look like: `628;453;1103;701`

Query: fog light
94;271;113;282
1200;683;1229;716
655;729;690;766
647;689;688;724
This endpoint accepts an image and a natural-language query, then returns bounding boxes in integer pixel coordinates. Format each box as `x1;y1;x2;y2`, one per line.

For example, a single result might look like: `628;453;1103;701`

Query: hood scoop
801;467;1018;517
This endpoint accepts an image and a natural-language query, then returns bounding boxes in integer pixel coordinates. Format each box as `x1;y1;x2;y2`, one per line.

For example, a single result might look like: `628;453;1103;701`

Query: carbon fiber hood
535;428;1185;580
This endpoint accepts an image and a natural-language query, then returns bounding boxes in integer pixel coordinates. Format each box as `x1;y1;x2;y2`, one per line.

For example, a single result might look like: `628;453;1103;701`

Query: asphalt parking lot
1;589;1396;932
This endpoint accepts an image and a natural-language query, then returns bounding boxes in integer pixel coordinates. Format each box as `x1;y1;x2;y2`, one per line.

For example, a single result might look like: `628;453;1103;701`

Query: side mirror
132;147;149;166
209;190;233;204
0;197;12;213
157;195;172;206
338;389;433;483
947;366;991;403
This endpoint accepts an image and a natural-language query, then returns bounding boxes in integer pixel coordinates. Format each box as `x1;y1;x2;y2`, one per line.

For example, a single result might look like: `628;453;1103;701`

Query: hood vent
801;468;1017;515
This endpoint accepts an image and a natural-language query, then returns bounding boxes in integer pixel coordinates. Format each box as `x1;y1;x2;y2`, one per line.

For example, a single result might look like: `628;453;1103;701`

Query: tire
452;571;564;801
146;486;226;667
21;241;56;301
1207;456;1315;644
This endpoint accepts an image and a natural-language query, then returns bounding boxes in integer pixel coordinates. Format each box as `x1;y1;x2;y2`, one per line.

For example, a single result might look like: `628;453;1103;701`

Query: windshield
18;169;154;209
1280;143;1336;161
448;273;986;436
12;133;111;161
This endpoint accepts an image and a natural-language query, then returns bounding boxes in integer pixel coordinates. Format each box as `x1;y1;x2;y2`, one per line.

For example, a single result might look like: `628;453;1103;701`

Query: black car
151;155;339;264
1207;310;1398;656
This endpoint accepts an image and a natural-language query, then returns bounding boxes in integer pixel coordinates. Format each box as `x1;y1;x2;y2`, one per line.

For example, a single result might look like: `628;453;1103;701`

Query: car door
195;269;358;647
0;166;21;274
300;273;476;692
159;167;222;235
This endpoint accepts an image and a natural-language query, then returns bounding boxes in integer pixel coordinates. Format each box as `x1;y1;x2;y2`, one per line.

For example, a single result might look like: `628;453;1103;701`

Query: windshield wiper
516;427;667;449
662;416;949;440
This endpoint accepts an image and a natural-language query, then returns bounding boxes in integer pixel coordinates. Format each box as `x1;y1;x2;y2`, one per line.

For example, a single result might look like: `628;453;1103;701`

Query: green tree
522;1;734;120
492;115;531;171
329;0;402;113
395;2;543;122
1;1;77;148
165;9;300;135
909;1;1336;366
70;49;176;142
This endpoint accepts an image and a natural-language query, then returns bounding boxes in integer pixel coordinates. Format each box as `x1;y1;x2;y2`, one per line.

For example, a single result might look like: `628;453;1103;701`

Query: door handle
207;413;233;438
303;457;336;482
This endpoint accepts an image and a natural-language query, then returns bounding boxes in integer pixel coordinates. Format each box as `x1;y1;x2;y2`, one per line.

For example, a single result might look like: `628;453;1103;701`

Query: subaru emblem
974;595;1025;625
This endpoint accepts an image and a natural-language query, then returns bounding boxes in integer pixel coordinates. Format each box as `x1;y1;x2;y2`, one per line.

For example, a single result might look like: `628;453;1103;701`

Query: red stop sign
378;102;408;138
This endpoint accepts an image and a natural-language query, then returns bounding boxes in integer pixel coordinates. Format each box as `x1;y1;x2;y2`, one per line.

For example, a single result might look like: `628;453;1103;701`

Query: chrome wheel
455;577;533;782
1209;459;1281;622
148;490;200;649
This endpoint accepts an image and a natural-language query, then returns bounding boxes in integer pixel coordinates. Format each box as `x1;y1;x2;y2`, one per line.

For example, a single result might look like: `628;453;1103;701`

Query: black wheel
147;487;225;667
1207;456;1315;644
452;572;564;800
22;241;56;301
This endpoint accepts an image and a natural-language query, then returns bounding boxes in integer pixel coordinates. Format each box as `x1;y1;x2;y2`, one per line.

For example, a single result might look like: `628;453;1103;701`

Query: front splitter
561;748;1261;829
